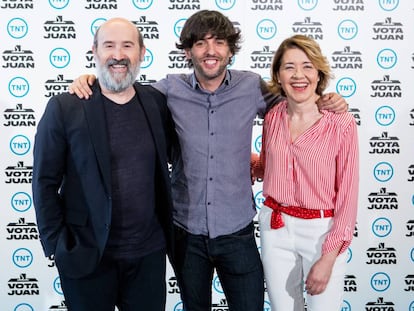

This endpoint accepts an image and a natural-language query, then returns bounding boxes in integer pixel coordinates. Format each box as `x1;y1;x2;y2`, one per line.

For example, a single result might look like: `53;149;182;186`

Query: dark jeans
173;222;264;311
59;249;166;311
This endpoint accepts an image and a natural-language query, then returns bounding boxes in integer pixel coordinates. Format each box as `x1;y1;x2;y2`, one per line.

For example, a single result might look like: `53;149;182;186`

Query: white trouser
259;205;346;311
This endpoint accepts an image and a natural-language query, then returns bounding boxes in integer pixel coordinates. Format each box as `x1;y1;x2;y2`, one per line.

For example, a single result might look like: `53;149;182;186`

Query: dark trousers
173;222;264;311
59;249;166;311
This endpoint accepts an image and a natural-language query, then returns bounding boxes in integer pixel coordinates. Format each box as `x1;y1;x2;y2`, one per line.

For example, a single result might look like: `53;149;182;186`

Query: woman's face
277;47;320;104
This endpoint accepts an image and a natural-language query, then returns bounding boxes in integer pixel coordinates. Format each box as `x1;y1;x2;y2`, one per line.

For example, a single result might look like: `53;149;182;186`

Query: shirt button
210;132;214;136
209;177;213;181
207;202;211;205
210;155;214;159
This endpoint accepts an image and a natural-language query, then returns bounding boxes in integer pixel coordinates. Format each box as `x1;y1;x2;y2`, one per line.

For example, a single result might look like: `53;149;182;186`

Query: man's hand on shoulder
317;93;348;113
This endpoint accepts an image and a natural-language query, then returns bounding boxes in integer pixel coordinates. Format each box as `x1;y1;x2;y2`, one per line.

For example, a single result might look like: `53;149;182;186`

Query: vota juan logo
167;276;180;294
168;0;200;10
132;17;160;40
331;46;363;70
367;187;398;211
44;75;73;98
250;46;275;70
368;132;400;155
344;275;357;292
84;0;118;9
1;0;34;9
48;300;68;311
44;16;76;39
292;17;323;40
333;0;364;11
366;243;397;265
370;75;401;98
365;297;395;311
8;274;39;296
3;103;36;127
5;161;33;184
6;218;39;241
2;45;35;69
407;220;414;237
251;0;283;11
404;274;414;292
167;50;189;70
372;17;403;40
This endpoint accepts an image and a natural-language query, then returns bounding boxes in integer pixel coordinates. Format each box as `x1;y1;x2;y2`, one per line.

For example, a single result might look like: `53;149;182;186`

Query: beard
96;58;140;93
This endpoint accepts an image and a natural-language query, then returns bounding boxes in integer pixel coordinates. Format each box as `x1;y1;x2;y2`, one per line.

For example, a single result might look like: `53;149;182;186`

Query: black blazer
32;82;174;278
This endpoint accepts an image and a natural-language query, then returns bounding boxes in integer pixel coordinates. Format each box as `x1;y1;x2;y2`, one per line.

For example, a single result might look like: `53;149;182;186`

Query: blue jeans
173;222;264;311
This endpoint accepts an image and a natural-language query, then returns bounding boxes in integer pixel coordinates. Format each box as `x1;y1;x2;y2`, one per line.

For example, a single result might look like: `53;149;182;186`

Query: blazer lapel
82;84;112;194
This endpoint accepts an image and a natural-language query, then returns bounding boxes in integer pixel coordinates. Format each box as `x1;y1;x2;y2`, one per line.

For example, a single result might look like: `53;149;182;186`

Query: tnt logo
90;18;107;36
49;47;70;68
372;217;392;238
132;0;153;10
7;18;28;39
377;49;397;69
174;18;187;38
215;0;236;10
12;248;33;268
375;106;395;126
54;276;63;295
256;19;277;40
213;275;223;294
173;301;184;311
297;0;317;11
254;190;264;210
346;247;352;263
337;19;358;40
336;77;356;98
341;300;351;311
371;272;391;292
298;0;318;11
373;162;393;182
49;0;70;9
141;48;153;69
263;300;271;311
14;303;34;311
167;276;180;294
8;76;30;98
254;135;262;153
10;135;31;156
378;0;399;11
11;192;32;212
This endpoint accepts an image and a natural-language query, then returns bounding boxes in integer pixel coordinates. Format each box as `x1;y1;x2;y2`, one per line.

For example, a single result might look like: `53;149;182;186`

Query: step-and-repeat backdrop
1;1;413;310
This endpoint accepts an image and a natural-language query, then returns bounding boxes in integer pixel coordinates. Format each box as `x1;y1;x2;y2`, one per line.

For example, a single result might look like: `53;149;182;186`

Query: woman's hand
68;74;96;99
305;249;338;296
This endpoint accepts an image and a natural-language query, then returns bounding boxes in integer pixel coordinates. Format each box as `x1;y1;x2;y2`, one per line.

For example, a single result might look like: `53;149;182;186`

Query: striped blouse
261;100;359;255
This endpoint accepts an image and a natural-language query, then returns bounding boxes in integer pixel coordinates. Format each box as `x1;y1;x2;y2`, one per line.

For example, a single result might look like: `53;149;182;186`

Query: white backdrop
1;1;413;310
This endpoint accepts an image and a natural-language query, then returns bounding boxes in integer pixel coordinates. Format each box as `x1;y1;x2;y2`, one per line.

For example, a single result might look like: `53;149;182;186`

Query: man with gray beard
32;18;174;311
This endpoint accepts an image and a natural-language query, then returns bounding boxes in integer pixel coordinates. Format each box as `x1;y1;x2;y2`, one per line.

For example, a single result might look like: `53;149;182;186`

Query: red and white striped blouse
261;100;359;255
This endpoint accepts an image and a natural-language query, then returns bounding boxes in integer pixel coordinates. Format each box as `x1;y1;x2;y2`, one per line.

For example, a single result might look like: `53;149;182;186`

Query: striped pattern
261;101;359;255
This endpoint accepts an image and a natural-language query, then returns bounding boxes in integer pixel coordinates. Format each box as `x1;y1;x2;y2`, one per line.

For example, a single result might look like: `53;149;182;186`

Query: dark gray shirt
153;69;276;238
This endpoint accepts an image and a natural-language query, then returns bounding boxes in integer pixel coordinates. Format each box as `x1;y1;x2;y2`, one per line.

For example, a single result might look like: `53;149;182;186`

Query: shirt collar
190;70;231;90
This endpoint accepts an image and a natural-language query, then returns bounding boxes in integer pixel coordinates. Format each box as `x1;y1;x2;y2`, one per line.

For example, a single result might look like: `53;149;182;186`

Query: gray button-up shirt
153;70;277;238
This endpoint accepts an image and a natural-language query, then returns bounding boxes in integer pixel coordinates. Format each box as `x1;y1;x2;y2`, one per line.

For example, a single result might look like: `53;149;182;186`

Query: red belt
264;197;334;229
